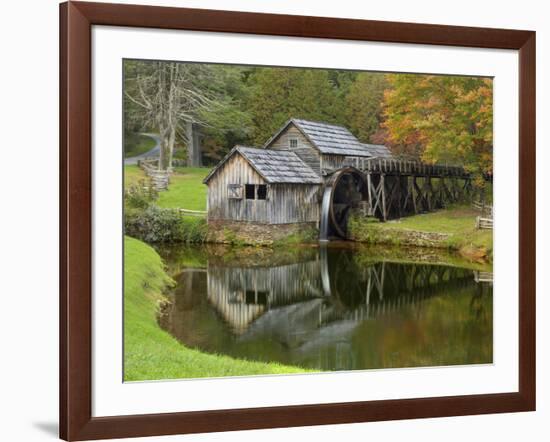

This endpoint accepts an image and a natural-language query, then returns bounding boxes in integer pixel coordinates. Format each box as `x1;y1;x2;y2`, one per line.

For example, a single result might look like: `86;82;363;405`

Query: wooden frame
60;1;536;440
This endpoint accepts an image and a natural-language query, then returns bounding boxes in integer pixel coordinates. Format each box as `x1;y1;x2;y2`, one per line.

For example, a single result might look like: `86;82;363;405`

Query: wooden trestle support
341;157;477;221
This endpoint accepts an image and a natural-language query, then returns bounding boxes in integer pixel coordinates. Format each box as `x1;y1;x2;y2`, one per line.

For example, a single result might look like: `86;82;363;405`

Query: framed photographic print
60;1;536;440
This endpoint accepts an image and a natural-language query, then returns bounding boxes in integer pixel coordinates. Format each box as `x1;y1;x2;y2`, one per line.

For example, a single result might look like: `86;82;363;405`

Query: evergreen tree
247;68;341;145
344;72;388;143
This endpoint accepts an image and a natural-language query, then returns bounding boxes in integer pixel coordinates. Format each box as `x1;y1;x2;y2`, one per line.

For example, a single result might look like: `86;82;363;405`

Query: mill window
245;184;255;200
242;184;268;200
257;184;267;200
227;184;243;199
289;138;298;148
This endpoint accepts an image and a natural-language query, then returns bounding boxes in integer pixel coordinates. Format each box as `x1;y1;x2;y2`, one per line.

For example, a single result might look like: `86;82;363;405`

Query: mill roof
203;146;322;185
264;118;392;158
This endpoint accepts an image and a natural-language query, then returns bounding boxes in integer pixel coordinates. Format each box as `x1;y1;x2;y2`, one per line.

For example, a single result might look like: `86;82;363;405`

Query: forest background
124;61;493;184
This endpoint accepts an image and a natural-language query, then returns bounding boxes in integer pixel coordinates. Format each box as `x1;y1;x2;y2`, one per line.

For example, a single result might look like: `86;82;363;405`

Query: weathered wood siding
320;154;347;172
207;153;268;222
268;124;321;175
207;152;321;224
268;184;320;224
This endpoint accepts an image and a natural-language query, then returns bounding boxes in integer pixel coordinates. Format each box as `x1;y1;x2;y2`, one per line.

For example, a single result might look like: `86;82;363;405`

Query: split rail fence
138;158;170;191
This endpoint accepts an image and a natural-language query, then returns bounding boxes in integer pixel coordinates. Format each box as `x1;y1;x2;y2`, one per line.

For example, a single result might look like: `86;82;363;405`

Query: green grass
383;206;483;235
124;164;148;187
349;205;493;263
156;167;209;210
124;133;157;158
123;166;209;211
273;226;319;247
124;236;310;381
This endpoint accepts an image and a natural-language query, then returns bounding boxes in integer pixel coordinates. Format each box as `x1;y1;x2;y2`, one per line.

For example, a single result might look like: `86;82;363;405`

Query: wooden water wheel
324;167;368;238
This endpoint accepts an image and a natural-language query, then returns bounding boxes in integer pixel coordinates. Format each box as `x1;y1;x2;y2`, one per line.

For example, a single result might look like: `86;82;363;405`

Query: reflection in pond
157;245;492;372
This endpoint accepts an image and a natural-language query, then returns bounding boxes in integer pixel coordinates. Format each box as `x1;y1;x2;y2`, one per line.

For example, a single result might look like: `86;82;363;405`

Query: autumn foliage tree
382;74;493;184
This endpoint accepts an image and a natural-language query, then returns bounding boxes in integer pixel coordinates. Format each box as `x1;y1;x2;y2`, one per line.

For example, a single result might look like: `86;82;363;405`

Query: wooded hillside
124;60;493;182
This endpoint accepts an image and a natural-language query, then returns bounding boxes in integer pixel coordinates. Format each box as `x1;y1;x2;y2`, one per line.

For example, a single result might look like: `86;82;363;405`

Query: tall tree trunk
186;122;194;166
166;63;177;171
167;125;176;170
157;63;170;171
158;123;170;170
193;125;202;167
186;122;202;167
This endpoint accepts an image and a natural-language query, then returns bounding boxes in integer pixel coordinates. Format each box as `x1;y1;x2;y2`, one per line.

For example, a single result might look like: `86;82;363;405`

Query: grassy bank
124;236;310;381
348;206;493;263
124;133;157;158
352;243;493;272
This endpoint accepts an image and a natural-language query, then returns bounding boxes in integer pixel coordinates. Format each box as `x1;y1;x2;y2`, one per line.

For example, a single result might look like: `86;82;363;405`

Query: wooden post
425;177;432;211
381;174;387;222
411;176;418;214
367;172;373;216
397;176;403;218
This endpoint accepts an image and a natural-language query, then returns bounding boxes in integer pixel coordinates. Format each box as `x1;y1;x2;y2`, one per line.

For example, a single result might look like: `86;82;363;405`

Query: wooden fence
474;271;494;284
472;200;493;217
138;158;170;191
472;200;493;230
475;217;494;230
175;208;207;218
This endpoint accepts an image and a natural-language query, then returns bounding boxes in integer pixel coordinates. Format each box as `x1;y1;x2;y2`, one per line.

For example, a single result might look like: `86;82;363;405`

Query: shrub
273;226;319;246
179;216;209;243
125;180;158;209
125;206;207;243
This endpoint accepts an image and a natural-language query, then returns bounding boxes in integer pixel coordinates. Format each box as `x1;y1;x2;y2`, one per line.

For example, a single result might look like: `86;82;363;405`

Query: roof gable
265;118;392;158
203;146;322;185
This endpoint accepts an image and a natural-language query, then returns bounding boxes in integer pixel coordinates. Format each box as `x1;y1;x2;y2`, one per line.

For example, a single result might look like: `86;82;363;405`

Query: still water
157;244;493;372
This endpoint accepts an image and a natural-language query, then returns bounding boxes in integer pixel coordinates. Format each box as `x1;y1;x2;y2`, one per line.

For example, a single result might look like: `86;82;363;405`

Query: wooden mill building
203;118;472;238
203;119;390;228
202;145;323;224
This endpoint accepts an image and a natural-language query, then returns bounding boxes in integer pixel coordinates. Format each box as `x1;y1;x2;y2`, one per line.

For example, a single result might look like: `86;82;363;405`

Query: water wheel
322;168;368;239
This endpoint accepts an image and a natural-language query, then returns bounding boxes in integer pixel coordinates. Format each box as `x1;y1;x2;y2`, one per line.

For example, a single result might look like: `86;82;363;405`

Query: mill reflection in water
158;245;493;372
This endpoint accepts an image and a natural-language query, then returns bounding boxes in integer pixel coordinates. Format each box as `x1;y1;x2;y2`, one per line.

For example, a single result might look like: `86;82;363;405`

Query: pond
156;243;493;372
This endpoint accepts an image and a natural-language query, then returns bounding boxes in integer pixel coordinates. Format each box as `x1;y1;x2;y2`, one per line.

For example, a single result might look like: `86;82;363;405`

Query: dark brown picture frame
59;1;536;440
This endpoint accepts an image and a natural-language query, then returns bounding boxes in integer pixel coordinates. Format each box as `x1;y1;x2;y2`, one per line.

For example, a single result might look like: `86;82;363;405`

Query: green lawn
349;205;493;263
124;236;310;381
124;133;157;158
124;164;148;187
385;206;486;234
124;166;209;211
156;167;209;211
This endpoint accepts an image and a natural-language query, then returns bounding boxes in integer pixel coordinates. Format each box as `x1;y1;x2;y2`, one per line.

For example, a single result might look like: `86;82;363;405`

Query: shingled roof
264;118;392;158
360;143;393;158
203;146;322;185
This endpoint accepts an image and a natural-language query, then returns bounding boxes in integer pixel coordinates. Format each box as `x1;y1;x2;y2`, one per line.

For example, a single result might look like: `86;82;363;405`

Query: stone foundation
207;220;318;246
